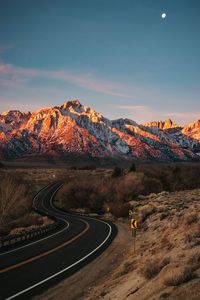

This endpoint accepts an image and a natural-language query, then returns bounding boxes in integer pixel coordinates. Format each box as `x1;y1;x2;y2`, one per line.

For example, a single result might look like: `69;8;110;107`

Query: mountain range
0;100;200;164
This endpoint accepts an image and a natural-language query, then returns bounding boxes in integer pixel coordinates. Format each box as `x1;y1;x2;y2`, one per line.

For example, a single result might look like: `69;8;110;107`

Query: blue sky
0;0;200;124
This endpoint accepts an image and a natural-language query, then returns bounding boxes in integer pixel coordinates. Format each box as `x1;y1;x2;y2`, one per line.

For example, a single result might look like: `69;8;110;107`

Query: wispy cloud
163;112;200;119
0;63;155;99
115;105;148;110
0;96;40;112
113;104;200;125
162;112;200;124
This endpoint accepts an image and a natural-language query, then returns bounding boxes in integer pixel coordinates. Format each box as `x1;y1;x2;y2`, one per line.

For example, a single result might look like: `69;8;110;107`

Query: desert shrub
129;163;136;172
1;213;44;236
79;165;96;170
119;260;136;276
45;155;55;164
57;164;200;217
160;211;170;220
186;213;198;225
0;174;31;227
109;202;131;218
114;172;144;202
112;167;123;178
138;164;200;192
139;204;156;223
141;176;163;195
70;166;77;170
163;266;196;286
141;257;170;279
59;178;105;213
187;252;200;270
0;173;36;236
0;161;5;168
185;230;200;244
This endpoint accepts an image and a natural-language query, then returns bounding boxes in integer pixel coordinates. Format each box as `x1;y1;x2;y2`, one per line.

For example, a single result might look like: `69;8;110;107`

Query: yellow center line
0;220;90;274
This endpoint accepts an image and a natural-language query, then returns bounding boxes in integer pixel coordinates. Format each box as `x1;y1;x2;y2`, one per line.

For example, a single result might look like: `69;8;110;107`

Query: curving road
0;182;117;300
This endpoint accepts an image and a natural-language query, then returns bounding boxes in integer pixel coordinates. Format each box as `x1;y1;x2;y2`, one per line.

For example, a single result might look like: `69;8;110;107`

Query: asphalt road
0;182;117;300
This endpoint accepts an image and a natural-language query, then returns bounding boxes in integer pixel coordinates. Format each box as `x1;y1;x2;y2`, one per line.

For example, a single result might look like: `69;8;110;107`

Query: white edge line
0;184;69;256
5;219;112;300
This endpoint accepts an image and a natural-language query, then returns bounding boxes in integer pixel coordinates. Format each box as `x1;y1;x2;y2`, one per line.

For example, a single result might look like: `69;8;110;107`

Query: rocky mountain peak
0;100;199;162
163;118;177;129
143;118;178;130
182;119;200;141
61;99;82;110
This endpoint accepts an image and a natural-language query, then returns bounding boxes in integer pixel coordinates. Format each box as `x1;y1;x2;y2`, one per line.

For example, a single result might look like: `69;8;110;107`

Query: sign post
130;217;138;253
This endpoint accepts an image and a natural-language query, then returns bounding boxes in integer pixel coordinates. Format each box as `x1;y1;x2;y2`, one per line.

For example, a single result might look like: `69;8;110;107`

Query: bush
114;172;144;202
109;202;131;218
0;161;4;168
0;173;34;236
112;167;123;178
141;257;170;279
163;266;196;286
139;204;156;223
59;177;105;213
129;163;136;172
186;213;198;225
0;174;31;226
58;164;200;217
187;252;200;270
141;176;163;195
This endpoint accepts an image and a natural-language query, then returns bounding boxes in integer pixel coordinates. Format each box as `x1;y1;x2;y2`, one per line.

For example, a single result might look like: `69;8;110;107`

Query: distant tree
46;155;55;164
112;167;123;178
129;162;136;172
80;165;96;170
70;166;77;170
0;161;4;168
173;165;180;175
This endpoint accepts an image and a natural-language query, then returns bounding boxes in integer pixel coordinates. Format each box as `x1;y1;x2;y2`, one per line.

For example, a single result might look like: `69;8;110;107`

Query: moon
161;13;167;19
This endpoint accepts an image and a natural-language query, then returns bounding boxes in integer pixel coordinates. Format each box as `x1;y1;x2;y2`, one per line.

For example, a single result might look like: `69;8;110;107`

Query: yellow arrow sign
131;218;137;229
129;209;133;216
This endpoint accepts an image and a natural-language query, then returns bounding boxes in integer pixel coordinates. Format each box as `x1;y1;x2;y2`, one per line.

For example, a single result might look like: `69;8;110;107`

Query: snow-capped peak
0;100;199;162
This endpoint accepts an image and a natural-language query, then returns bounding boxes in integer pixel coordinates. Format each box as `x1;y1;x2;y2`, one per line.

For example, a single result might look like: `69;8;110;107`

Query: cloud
0;63;155;99
115;105;148;110
163;112;200;118
0;96;40;112
162;112;200;124
113;104;200;125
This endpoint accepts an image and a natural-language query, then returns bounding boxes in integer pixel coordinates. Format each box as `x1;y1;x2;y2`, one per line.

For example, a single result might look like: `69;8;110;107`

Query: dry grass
163;266;196;286
186;213;198;225
185;229;200;244
0;173;45;236
187;252;200;270
139;204;156;223
141;257;170;279
117;260;137;277
0;174;31;226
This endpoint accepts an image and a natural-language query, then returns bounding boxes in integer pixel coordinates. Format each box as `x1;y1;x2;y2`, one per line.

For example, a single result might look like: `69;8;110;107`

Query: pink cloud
163;112;200;118
0;63;154;99
115;105;148;110
114;104;200;125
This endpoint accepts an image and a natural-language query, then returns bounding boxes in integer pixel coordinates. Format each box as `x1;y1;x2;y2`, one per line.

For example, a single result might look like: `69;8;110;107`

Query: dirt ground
35;188;200;300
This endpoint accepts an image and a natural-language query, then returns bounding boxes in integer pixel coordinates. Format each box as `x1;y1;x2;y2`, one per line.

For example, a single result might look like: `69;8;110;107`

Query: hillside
37;188;200;300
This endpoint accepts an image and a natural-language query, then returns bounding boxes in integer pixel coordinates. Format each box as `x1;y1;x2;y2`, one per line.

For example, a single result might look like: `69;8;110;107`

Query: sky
0;0;200;125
